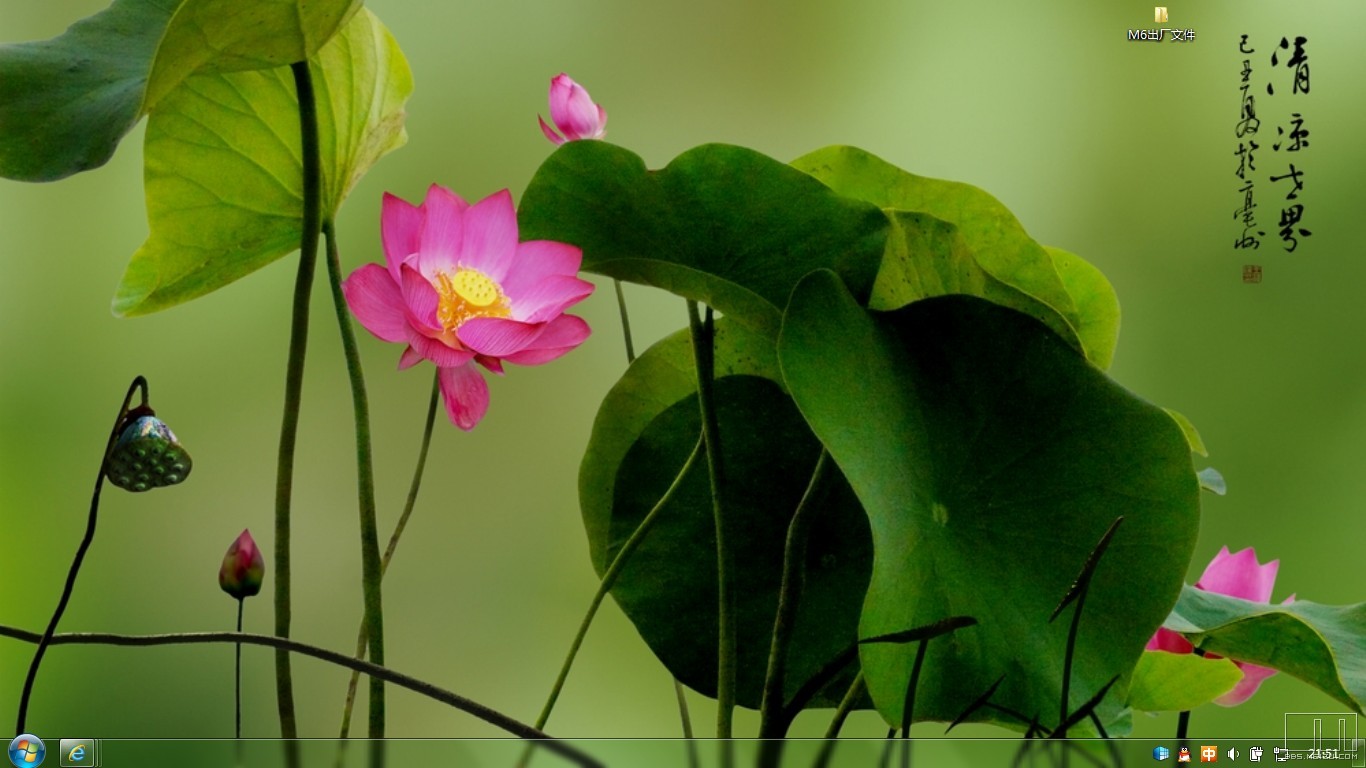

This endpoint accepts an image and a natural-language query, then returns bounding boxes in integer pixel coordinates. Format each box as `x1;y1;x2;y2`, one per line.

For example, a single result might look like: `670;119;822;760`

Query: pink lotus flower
1148;546;1294;706
342;186;594;430
539;73;607;144
219;529;264;600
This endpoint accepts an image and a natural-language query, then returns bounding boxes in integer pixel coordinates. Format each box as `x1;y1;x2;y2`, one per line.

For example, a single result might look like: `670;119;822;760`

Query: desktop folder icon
1155;7;1168;23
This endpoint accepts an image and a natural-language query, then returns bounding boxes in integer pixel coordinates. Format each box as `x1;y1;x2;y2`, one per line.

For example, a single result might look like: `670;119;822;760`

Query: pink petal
405;334;474;369
511;275;596;323
502;314;591;366
476;354;505;375
416;184;469;279
342;264;409;344
398;346;425;370
456;316;546;357
439;363;489;431
400;265;441;334
1196;547;1279;603
502;240;585;299
538;115;566;145
549;73;606;141
382;192;424;284
1145;628;1194;655
456;189;519;281
1215;661;1279;706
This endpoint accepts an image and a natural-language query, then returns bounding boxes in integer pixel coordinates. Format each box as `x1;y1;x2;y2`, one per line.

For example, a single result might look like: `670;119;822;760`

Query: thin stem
687;301;734;750
759;449;832;738
673;679;698;768
811;672;866;768
901;637;929;738
338;370;440;740
1056;584;1087;736
825;671;865;740
272;60;324;745
235;599;244;739
531;435;706;735
1050;517;1122;738
613;280;636;363
0;625;603;768
673;679;695;738
15;375;146;733
879;730;896;768
322;219;387;740
1177;710;1191;740
620;274;702;754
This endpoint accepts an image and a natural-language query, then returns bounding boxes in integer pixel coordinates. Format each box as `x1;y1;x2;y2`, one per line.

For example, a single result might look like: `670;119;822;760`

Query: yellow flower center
435;268;510;331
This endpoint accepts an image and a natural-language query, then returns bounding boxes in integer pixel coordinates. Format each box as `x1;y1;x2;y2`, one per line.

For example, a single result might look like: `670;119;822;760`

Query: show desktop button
56;740;96;768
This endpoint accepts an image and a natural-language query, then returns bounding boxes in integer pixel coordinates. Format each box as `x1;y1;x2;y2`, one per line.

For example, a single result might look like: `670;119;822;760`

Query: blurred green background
2;0;1364;746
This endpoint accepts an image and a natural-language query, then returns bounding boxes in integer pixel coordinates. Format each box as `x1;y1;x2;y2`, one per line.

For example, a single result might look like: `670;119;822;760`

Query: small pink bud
219;529;264;600
538;73;607;144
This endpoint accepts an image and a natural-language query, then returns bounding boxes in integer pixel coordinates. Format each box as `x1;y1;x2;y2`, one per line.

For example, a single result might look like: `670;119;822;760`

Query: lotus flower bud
219;529;264;600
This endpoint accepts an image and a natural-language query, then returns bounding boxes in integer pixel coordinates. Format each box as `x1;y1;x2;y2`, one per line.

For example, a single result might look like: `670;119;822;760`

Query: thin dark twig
759;449;833;738
946;674;1007;733
339;370;441;743
673;680;698;768
0;624;603;768
15;374;146;733
272;61;326;751
879;729;897;768
1051;516;1123;737
1047;675;1120;739
688;301;734;754
613;280;636;363
235;599;244;739
810;671;867;768
782;642;859;725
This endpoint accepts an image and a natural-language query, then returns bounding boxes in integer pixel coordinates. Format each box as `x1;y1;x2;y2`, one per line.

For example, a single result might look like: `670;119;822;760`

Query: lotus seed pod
106;414;192;492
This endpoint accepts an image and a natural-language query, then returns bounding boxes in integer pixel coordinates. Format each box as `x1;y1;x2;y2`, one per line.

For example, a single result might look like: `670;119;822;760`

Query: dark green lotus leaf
792;146;1121;370
0;0;182;181
1164;586;1366;714
0;0;357;182
519;141;887;339
580;318;872;709
777;270;1200;733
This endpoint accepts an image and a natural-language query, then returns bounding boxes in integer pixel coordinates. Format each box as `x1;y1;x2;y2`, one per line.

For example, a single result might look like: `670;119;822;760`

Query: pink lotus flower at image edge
342;185;594;430
539;73;607;144
1147;546;1294;706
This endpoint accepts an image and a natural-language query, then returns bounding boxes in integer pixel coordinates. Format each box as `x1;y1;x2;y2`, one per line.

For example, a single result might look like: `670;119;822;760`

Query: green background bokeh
1;0;1363;744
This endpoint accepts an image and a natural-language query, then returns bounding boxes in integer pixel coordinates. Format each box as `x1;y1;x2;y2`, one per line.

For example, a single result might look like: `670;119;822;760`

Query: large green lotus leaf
1127;651;1241;712
580;318;872;709
1047;245;1120;371
0;0;181;181
777;271;1199;733
113;8;412;317
519;141;887;339
792;146;1121;370
1164;586;1366;714
870;211;1119;368
0;0;357;182
143;0;361;113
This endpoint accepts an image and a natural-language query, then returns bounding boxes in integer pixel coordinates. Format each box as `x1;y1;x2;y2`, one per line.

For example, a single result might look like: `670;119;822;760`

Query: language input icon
1155;7;1169;23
